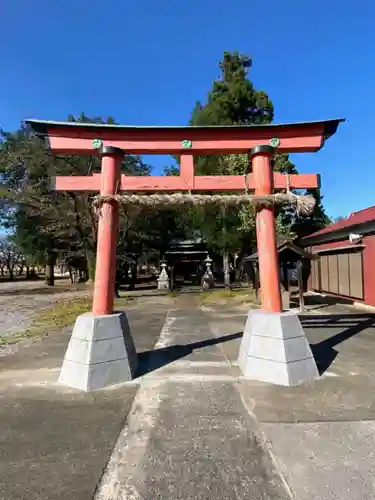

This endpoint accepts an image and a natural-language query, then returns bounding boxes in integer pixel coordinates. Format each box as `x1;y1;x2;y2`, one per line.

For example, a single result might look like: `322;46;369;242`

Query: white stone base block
238;309;319;387
59;311;138;392
157;279;169;290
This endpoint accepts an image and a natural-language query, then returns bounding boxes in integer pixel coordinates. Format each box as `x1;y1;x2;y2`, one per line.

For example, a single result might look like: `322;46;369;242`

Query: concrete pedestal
59;311;138;392
157;278;170;290
238;309;319;387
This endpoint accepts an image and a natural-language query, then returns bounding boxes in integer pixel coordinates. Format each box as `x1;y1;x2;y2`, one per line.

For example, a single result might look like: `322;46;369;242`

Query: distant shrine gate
27;118;343;316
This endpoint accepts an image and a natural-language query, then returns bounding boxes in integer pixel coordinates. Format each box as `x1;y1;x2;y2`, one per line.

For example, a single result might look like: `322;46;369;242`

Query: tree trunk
128;262;137;291
223;251;230;290
85;248;96;281
45;264;54;286
45;252;57;286
297;260;305;312
69;192;96;282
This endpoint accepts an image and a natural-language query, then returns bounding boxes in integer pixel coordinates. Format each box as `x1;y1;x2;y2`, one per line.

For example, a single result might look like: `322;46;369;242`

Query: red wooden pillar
250;145;282;313
92;146;124;316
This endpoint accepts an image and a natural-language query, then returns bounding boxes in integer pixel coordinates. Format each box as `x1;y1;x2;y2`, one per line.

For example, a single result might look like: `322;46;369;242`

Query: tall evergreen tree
181;52;276;283
179;52;299;277
191;52;274;126
184;51;330;248
190;51;274;176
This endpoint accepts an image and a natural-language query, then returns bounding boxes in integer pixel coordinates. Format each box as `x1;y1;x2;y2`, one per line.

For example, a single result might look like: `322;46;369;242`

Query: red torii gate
27;118;343;313
26;118;343;390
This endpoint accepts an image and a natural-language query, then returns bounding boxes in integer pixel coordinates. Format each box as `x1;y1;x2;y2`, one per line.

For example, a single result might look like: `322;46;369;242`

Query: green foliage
184;52;272;252
163;164;180;176
190;52;274;127
180;51;301;252
181;50;330;246
0;115;155;273
0;125;76;257
189;51;274;179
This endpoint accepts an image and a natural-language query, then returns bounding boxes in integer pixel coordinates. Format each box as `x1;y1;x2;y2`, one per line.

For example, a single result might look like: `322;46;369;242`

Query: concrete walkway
96;307;290;499
207;302;375;500
2;294;375;499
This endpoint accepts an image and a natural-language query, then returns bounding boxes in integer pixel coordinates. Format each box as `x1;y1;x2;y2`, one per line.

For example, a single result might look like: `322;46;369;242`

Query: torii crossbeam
27;117;344;391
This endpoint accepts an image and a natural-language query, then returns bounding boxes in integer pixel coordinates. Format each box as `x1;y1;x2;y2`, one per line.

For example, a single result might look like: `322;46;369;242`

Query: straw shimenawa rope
92;191;316;215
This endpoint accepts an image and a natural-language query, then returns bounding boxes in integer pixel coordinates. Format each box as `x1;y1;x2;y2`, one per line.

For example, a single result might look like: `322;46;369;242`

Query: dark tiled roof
244;241;314;261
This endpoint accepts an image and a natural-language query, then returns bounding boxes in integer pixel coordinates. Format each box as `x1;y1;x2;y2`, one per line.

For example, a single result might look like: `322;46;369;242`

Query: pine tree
182;52;277;284
190;51;274;177
182;52;301;276
187;51;331;245
191;52;274;126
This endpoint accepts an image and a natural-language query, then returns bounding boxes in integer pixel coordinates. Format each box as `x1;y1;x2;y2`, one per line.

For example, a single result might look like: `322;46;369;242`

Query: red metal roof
303;204;375;239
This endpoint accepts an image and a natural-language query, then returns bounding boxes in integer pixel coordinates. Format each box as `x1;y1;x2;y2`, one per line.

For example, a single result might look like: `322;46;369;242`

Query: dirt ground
0;279;91;347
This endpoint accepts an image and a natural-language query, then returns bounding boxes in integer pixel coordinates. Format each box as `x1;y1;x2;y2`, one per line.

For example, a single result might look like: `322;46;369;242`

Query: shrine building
300;205;375;307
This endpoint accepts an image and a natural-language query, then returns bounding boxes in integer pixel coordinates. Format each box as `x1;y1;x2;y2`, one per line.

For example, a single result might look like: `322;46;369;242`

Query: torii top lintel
25;118;344;155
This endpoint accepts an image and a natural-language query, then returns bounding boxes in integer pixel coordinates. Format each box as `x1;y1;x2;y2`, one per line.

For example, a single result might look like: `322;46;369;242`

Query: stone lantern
202;255;214;290
157;261;170;290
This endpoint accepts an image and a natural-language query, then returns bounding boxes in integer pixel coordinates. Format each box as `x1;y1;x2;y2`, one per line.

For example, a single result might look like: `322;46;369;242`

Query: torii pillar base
238;309;319;387
58;312;138;392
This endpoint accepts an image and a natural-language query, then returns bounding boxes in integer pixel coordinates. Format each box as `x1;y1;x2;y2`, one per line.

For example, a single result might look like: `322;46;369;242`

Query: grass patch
37;298;92;328
0;295;135;346
0;297;92;346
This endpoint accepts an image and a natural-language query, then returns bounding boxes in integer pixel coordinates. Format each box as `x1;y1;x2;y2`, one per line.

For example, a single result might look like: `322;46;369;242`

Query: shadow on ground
292;292;358;311
137;331;243;376
137;312;375;377
305;293;357;306
301;313;375;374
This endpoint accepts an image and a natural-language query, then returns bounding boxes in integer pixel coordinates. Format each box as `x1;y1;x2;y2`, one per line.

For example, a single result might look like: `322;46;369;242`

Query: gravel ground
0;279;91;355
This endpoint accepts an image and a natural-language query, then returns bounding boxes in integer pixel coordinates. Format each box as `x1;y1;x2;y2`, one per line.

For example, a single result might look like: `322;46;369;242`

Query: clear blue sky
1;0;374;219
